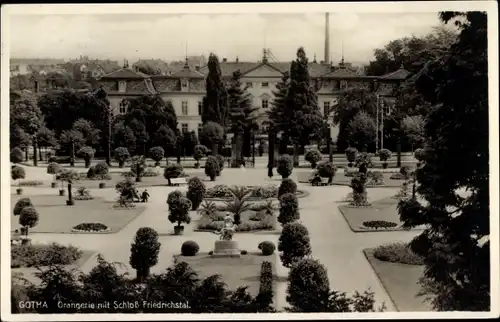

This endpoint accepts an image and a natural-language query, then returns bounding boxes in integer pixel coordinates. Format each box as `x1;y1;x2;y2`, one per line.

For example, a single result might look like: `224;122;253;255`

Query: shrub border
204;189;309;202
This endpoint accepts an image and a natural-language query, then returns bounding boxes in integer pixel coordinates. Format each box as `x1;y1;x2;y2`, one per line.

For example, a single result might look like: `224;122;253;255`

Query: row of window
246;82;270;88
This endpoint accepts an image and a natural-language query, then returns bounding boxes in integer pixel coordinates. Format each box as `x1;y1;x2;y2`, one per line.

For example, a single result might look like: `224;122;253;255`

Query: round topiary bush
181;240;200;256
278;193;299;225
240;250;248;255
186;177;206;210
278;178;297;199
378;149;392;168
277;154;293;179
258;241;276;256
205;156;220;181
345;147;358;167
216;155;225;175
193;145;209;168
316;161;336;183
278;222;311;268
148;146;165;167
164;163;184;186
78;146;96;168
13;198;33;216
114;147;130;168
414;148;425;164
305;149;322;168
11;147;24;164
400;165;412;179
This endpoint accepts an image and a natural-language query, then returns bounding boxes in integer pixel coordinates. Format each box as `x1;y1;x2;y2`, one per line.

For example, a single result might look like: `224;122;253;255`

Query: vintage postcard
1;1;498;320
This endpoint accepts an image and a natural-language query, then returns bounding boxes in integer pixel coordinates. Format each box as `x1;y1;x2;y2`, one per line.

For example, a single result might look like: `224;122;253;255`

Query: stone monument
212;214;240;258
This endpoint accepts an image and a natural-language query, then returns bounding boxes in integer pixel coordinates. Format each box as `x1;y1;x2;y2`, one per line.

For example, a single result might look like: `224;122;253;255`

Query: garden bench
11;233;22;245
171;177;187;186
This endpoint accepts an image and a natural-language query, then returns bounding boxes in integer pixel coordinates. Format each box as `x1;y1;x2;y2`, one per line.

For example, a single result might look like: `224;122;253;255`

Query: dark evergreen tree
202;53;229;128
153;125;177;164
227;70;258;167
282;48;326;165
398;12;489;311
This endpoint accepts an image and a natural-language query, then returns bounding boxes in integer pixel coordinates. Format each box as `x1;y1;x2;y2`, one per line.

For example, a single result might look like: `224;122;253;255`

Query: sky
8;12;442;65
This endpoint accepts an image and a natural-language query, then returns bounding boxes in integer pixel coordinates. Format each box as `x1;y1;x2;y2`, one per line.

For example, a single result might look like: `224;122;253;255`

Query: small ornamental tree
287;258;330;312
130;156;146;182
278;222;312;268
78;146;96;168
199;121;224;155
205;156;220;181
216;155;225;176
400;165;412;180
277;154;293;179
350;174;369;207
148;146;165;167
129;227;161;282
278;193;300;226
114;147;130;168
47;162;61;185
167;195;192;234
355;152;373;175
316;161;337;184
278;178;297;199
164;163;183;186
12;165;26;188
19;206;39;237
13;198;33;216
345;147;358;167
305;149;322;168
186;177;206;210
11;147;24;164
193;145;208;168
167;190;183;210
378;149;392;169
115;178;137;201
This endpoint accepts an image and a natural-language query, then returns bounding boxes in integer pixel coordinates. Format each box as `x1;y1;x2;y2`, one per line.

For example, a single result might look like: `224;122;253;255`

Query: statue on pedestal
214;214;237;240
211;213;240;257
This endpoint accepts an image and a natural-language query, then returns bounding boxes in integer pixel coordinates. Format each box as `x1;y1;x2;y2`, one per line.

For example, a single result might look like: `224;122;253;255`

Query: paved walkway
10;166;420;312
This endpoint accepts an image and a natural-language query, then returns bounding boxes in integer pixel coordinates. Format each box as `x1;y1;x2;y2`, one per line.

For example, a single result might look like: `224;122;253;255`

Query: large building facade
96;54;409;142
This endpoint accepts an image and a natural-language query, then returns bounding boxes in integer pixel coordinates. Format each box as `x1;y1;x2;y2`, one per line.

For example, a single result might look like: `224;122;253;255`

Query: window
262;99;269;109
198;101;203;115
118;81;127;93
181;101;188;115
246;82;253;88
181;123;189;133
181;80;189;88
119;105;126;114
340;80;347;89
323;101;330;117
198;123;203;134
262;82;269;88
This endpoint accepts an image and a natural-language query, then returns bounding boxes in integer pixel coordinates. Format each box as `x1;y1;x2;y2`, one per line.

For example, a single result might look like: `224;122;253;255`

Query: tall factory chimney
324;12;330;65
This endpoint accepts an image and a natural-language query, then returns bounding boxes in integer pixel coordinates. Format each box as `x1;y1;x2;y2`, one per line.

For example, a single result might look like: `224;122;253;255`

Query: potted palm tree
197;200;219;220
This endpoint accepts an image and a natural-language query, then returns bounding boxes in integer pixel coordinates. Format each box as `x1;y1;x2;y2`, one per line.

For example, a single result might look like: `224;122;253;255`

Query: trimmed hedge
11;243;83;268
256;261;274;309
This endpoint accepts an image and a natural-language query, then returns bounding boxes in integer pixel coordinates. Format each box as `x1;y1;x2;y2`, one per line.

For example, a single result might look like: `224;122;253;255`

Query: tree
71;118;101;147
346;111;377;152
278;193;300;226
114;147;130;168
164;164;183;186
199;121;224;156
202;53;229;128
13;198;33;216
167;195;192;233
10;124;29;151
181;131;198;156
10;90;43;166
11;165;26;188
204;156;220;181
333;88;378;152
268;71;290;167
19;206;39;237
153;125;176;164
11;147;24;164
186;177;206;210
78;146;96;168
282;48;326;165
287;258;330;312
397;12;489;311
278;222;312;268
401;115;425;150
113;121;137;154
127;118;149;156
60;129;85;167
130;227;161;282
36;126;58;161
227;70;259;167
149;146;165;166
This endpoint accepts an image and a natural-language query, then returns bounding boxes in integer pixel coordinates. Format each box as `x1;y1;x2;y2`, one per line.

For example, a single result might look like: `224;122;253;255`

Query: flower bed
373;242;424;265
11;243;83;268
73;195;94;200
196;212;275;232
362;220;398;230
18;180;44;186
120;169;159;177
204;184;306;201
79;173;112;180
71;223;110;233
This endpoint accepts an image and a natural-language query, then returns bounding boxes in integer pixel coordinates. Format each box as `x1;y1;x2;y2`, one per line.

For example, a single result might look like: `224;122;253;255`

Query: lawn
296;171;404;188
10;195;145;233
174;252;278;300
363;249;432;312
338;197;426;232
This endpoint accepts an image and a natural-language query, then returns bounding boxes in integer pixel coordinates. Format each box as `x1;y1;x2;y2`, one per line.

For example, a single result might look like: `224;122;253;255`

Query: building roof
133;59;170;75
198;61;259;77
169;61;206;78
379;65;410;80
100;67;150;79
10;58;66;66
322;66;360;78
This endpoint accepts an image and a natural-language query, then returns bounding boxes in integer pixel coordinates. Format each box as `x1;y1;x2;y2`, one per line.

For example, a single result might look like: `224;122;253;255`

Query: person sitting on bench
141;189;150;203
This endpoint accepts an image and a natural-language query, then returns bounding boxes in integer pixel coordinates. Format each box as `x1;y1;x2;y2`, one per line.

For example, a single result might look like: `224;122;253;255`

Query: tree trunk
70;141;75;167
232;132;243;167
268;130;275;171
38;147;43;161
292;144;300;167
25;148;28;161
396;139;402;167
212;143;218;156
68;183;73;202
32;137;38;166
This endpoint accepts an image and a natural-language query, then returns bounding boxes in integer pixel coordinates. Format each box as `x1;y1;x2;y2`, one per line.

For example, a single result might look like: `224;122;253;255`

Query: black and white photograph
1;2;498;320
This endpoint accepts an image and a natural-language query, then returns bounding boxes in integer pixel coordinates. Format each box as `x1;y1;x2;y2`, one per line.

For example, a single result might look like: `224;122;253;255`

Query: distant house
64;59;121;81
132;59;170;76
